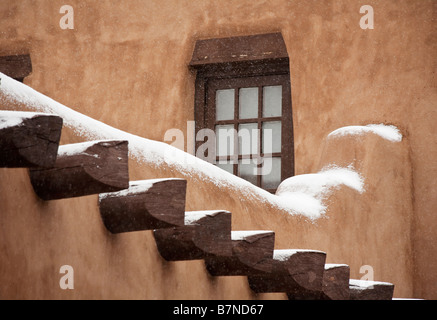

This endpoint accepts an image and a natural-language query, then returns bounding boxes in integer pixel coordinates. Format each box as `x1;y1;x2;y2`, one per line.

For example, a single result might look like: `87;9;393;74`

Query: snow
58;140;117;157
349;279;393;289
184;210;230;225
0;110;50;130
231;230;273;240
0;72;370;220
99;178;182;199
328;124;402;142
275;165;365;218
325;263;349;270
273;249;326;261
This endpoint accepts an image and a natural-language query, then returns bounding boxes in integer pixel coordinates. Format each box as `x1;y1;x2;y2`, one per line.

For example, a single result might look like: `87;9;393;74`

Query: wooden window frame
189;33;294;192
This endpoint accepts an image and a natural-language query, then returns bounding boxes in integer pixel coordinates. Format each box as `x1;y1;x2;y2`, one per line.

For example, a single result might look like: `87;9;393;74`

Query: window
189;33;294;192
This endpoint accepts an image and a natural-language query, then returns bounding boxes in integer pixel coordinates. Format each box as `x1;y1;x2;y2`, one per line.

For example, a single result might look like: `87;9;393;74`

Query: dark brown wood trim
257;86;263;187
349;279;394;300
0;111;63;168
194;73;206;154
321;264;351;300
233;87;239;175
99;179;187;233
0;54;32;80
205;74;293;188
189;33;288;67
204;230;275;276
216;153;282;164
215;116;282;125
29;140;129;200
192;59;290;79
153;210;232;261
247;249;326;298
208;74;289;89
281;75;294;178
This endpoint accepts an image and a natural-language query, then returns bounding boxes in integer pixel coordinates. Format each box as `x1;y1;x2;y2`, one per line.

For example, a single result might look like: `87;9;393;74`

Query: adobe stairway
0;110;395;300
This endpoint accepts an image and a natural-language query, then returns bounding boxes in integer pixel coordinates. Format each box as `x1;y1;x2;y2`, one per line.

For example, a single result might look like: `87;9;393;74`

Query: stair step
204;230;275;276
321;264;350;300
153;210;232;261
29;140;129;200
247;249;326;299
349;279;394;300
99;178;187;233
0;111;62;168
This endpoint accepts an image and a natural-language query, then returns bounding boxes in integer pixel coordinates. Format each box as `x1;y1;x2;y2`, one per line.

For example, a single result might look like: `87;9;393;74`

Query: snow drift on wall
275;165;365;218
0;72;400;220
328;124;402;142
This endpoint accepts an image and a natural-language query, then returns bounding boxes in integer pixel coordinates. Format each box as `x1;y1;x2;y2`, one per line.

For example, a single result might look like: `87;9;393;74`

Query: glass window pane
263;86;282;117
239;87;258;119
262;121;281;153
216;125;235;157
238;123;258;155
216;89;235;121
261;157;281;189
216;162;234;174
238;159;258;185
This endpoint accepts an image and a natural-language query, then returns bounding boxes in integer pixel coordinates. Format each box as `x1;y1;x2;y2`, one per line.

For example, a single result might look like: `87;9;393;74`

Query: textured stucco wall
0;0;435;299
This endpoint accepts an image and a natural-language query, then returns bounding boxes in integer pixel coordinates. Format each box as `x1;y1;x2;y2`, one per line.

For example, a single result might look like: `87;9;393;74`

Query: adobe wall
0;0;435;299
0;166;274;299
0;122;414;299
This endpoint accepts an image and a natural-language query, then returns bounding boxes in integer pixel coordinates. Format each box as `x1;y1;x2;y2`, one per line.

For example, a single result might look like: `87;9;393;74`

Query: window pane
239;87;258;119
238;159;258;185
263;85;282;117
261;157;281;189
238;123;258;155
262;121;281;153
216;124;235;157
216;162;234;174
216;89;235;121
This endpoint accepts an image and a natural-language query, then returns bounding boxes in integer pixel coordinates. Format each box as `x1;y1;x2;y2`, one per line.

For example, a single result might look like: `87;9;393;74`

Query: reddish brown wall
0;0;436;299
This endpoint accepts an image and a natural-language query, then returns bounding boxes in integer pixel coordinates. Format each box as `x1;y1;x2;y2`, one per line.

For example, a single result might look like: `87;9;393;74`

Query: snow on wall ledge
328;124;402;142
0;72;400;220
275;165;365;218
0;110;50;129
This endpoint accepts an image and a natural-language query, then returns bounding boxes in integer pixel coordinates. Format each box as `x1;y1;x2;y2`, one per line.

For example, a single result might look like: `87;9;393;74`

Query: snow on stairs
0;111;63;168
349;279;395;300
101;183;395;299
204;230;275;276
0;110;395;300
29;140;129;200
248;249;327;299
153;210;233;260
0;112;130;202
99;179;187;233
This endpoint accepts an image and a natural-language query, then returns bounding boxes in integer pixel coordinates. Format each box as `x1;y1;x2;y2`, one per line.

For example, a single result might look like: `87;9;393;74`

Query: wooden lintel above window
0;54;32;81
189;33;289;72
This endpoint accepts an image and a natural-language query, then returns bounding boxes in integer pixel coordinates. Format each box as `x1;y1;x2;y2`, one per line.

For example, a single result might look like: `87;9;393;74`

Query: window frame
206;75;293;192
190;33;294;192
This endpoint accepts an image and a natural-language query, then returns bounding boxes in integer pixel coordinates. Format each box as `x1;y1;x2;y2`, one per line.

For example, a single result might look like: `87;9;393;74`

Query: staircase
0;110;395;300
